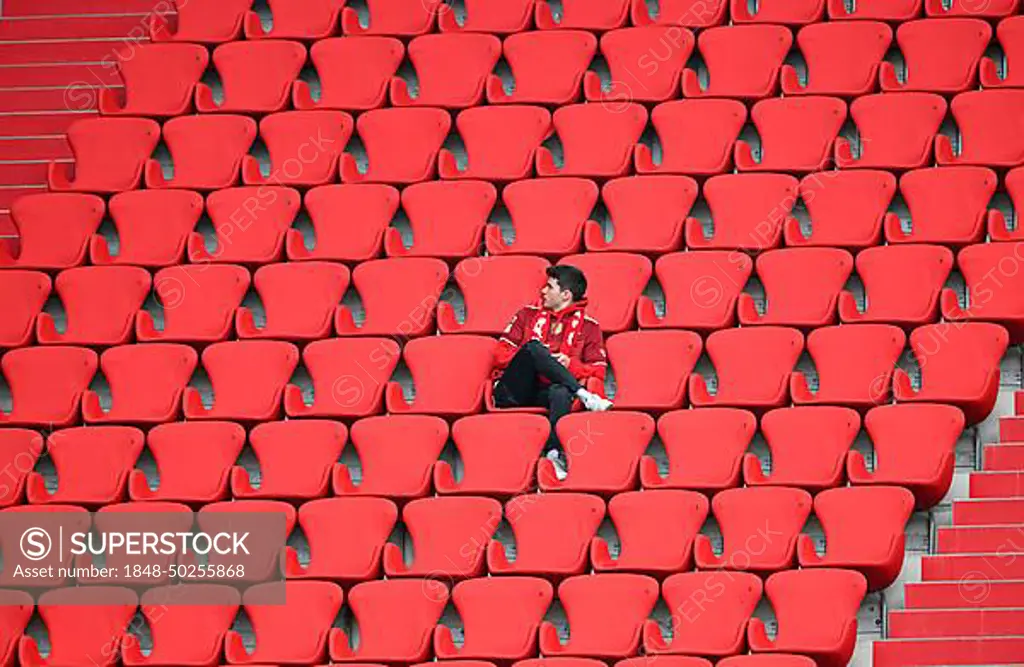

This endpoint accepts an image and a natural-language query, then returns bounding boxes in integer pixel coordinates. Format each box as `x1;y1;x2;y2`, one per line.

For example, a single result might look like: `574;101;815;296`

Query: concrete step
922;553;1024;582
938;525;1024;554
985;444;1024;471
906;581;1024;609
955;499;1024;525
970;471;1024;498
875;637;1024;666
889;608;1024;638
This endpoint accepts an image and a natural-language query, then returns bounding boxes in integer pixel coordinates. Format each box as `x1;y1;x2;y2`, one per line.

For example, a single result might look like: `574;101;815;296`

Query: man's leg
494;340;579;407
519;340;582;391
538;384;574;480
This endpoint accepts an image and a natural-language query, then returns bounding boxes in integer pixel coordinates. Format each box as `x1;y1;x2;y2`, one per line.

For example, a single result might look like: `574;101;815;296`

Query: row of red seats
0;572;863;667
0;403;957;506
50;90;1024;193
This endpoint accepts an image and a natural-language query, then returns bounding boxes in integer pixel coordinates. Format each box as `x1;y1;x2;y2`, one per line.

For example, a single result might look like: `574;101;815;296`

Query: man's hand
555;353;571;368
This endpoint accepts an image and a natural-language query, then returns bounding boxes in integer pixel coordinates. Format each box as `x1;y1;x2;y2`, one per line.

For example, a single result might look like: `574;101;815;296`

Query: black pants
494;341;582;451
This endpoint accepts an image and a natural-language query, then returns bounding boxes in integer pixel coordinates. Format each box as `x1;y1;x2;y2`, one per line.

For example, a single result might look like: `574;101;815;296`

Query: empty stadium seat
682;25;792;99
944;243;1024;341
437;414;549;495
232;420;346;500
540;574;658;658
122;585;240;666
587;176;696;254
539;103;647;178
284;338;400;418
291;184;399;261
746;406;860;490
329;579;448;662
341;0;444;35
792;324;906;408
389;180;496;257
888;166;997;245
736;96;846;172
0;429;41;507
691;327;804;408
440;0;535;32
720;657;817;667
440;106;551;180
193;499;296;583
990;167;1024;241
99;43;208;116
631;0;729;26
388;336;497;415
137;264;250;343
637;99;747;175
646;571;763;656
81;501;194;584
849;403;965;508
638;251;752;331
184;340;298;421
644;408;755;491
925;0;1018;17
82;344;196;424
487;30;596;105
748;569;867;667
341;107;451;184
828;0;921;20
981;16;1024;88
593;489;709;574
191;187;300;264
393;34;500;108
799;486;915;590
0;271;49;348
539;411;654;493
92;190;203;267
225;581;342;664
789;170;894;248
836;92;946;169
151;0;251;42
783;21;891;96
0;506;90;587
386;496;502;577
586;27;693;103
0;346;97;427
293;37;404;110
740;248;853;327
558;253;652;333
688;173;797;251
147;115;257;190
1;193;104;270
336;258;448;336
49;118;160;193
285;496;397;581
536;0;631;29
37;266;150;346
489;493;604;576
197;42;308;113
19;587;137;667
438;256;549;335
881;19;990;93
606;331;702;411
242;111;352;186
732;0;825;23
938;90;1024;167
334;415;448;497
487;178;597;256
237;262;349;340
27;426;143;506
130;420;244;503
245;0;345;38
437;577;553;660
840;245;952;326
894;322;1008;424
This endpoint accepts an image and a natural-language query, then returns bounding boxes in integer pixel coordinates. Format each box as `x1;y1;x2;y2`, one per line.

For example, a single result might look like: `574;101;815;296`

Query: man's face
541;277;570;310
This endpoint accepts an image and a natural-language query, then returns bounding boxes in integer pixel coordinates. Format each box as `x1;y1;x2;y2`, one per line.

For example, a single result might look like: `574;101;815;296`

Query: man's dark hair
547;266;587;302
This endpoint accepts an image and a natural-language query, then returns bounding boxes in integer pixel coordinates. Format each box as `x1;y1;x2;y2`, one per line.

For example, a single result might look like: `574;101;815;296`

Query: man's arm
494;307;529;370
568;319;607;381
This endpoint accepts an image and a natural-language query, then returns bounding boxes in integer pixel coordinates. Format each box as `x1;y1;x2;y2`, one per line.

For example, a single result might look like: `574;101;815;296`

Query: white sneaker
576;388;613;412
546;449;569;481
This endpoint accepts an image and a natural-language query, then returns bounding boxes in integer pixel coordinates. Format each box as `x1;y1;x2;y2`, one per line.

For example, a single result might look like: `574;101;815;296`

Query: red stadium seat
540;574;658;658
539;411;654;493
242;111;352;187
881;19;990;93
342;107;451;184
385;497;501;578
99;43;208;116
387;335;500;416
437;414;549;496
440;0;535;32
646;572;762;656
637;99;747;175
341;0;444;35
0;346;97;427
389;180;496;258
19;587;137;667
736;96;846;172
644;408;755;491
437;577;553;660
237;262;349;340
837;92;946;169
799;486;915;590
740;248;853;327
489;493;604;575
123;585;240;667
720;657;816;667
190;187;300;264
487;31;596;105
587;27;694;103
438;256;550;335
336;258;448;336
27;426;142;506
92;190;203;267
130;421;244;503
732;0;825;23
330;579;448;662
184;340;298;421
894;322;1008;424
151;0;251;42
606;331;702;411
440;106;551;180
192;498;296;581
292;184;399;261
487;178;598;256
925;0;1018;17
792;324;906;409
0;506;90;588
0;430;41;507
539;103;647;178
990;167;1024;241
147;115;257;190
748;569;867;667
789;170;894;249
682;25;791;99
783;22;891;96
285;496;397;581
1;193;104;270
695;487;812;571
745;406;860;491
246;0;345;39
82;344;196;424
944;243;1024;341
137;264;250;343
638;251;752;331
688;173;797;251
981;16;1024;88
558;253;652;333
392;34;500;108
691;327;804;409
828;0;921;19
232;420;346;500
938;90;1024;167
587;176;696;253
49;118;160;193
196;41;305;113
631;0;728;27
225;581;342;664
36;266;149;346
294;37;404;110
850;403;964;508
888;167;997;245
284;338;400;418
592;489;709;574
839;245;953;326
334;415;448;497
80;501;193;584
0;271;49;348
535;0;630;29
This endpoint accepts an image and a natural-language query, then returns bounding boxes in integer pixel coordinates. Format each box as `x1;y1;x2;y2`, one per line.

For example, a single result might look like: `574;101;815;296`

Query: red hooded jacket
493;299;608;381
